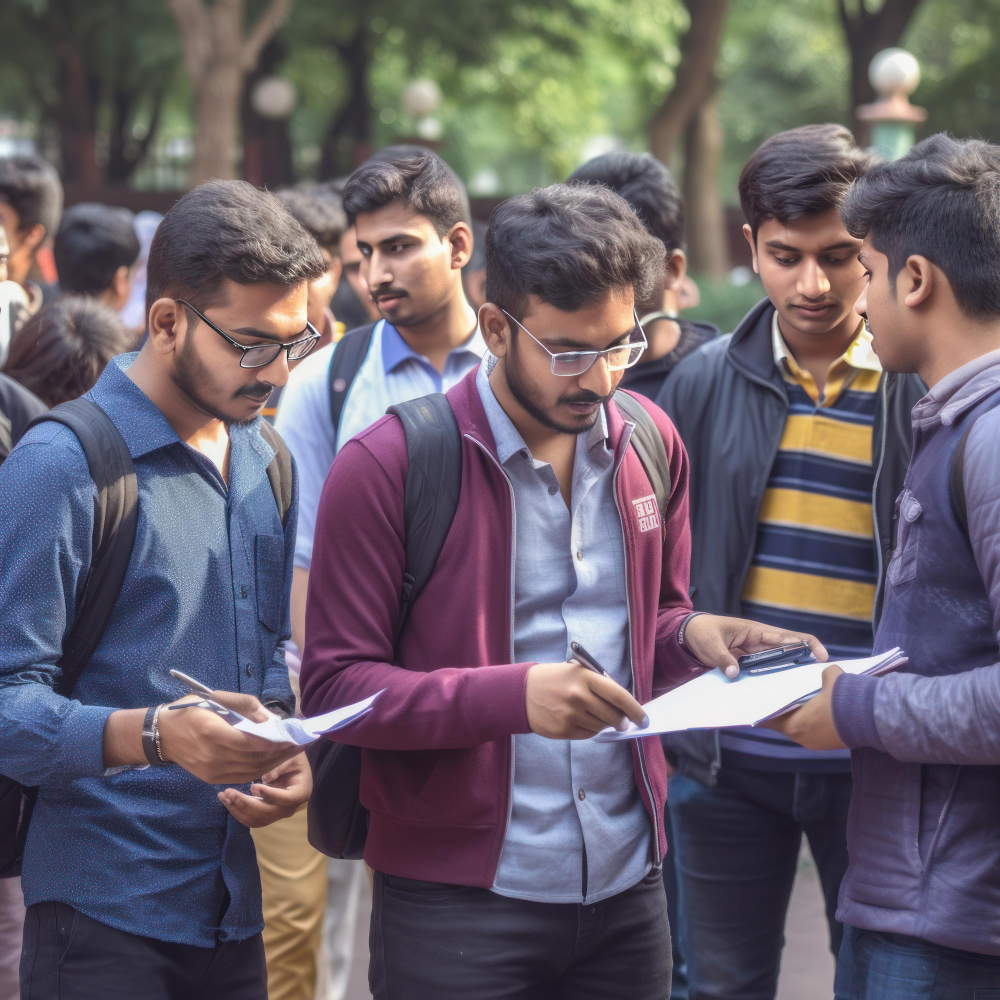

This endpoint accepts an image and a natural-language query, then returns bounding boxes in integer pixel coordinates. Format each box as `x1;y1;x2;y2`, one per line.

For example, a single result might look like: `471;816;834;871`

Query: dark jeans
369;868;671;999
669;765;852;1000
20;902;267;1000
663;801;688;999
835;924;1000;999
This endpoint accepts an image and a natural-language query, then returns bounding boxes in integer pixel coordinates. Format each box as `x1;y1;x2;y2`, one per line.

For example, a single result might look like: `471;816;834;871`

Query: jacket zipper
612;421;661;867
465;434;518;875
871;376;889;628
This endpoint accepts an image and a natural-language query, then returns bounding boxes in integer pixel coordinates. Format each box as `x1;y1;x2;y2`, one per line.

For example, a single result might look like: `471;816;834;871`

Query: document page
592;650;905;743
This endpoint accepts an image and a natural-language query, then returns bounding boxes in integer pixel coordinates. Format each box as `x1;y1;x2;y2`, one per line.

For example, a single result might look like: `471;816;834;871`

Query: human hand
526;661;648;740
759;665;846;750
218;752;313;828
157;690;301;784
682;614;827;678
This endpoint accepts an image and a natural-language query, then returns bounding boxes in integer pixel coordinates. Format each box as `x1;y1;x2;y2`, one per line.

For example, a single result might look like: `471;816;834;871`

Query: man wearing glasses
0;179;327;999
299;182;823;999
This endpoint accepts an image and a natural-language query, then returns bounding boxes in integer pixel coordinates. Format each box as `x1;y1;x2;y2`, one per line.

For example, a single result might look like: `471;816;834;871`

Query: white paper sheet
592;650;905;743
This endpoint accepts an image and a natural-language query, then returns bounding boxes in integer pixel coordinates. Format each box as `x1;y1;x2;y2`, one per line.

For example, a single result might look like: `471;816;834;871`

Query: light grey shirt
477;361;652;904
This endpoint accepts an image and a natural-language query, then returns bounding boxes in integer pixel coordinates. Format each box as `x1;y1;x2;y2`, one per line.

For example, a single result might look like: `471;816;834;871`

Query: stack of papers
592;649;906;743
181;691;382;745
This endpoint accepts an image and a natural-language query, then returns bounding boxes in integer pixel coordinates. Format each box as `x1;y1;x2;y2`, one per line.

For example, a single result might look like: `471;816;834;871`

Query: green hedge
685;276;767;336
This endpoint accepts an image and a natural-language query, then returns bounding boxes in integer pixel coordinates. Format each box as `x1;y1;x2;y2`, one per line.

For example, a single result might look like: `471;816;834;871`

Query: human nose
366;250;391;290
854;283;868;321
259;349;290;388
578;353;614;397
796;259;832;299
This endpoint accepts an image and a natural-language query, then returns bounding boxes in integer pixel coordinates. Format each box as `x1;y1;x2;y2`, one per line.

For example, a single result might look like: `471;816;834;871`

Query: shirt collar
382;320;487;375
771;310;880;374
474;356;609;466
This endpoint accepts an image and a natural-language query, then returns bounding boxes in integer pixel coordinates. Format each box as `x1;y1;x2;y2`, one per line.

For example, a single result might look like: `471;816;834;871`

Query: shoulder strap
613;390;670;522
259;421;293;528
23;398;138;694
328;323;377;443
385;394;462;639
950;416;979;537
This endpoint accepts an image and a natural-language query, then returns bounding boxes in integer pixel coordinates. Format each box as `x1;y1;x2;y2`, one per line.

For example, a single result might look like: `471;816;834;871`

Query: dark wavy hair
0;154;63;238
485;183;665;322
55;203;141;296
841;132;1000;320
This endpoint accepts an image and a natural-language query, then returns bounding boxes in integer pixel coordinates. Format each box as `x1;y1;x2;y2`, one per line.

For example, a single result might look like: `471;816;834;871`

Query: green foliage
686;274;766;334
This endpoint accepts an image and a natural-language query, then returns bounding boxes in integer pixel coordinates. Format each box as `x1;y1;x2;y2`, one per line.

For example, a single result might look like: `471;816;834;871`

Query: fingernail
617;720;629;732
641;715;650;729
725;665;739;679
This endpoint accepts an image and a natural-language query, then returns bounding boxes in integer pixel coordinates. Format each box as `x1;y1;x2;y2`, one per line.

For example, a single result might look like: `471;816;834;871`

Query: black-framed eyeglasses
176;299;320;369
501;308;647;377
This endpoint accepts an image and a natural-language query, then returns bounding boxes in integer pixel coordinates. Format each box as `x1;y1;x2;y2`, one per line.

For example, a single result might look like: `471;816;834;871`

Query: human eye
774;256;798;267
389;242;410;253
358;246;372;259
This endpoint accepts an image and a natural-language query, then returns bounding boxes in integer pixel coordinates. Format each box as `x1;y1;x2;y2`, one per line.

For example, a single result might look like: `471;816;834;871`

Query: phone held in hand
737;641;815;675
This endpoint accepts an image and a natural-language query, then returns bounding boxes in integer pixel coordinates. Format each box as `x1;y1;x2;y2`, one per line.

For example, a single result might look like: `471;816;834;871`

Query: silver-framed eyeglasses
176;299;321;369
501;308;647;377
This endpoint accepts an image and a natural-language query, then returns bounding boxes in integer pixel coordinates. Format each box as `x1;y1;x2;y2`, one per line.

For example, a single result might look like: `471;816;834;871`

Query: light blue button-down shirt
0;354;295;946
476;361;652;904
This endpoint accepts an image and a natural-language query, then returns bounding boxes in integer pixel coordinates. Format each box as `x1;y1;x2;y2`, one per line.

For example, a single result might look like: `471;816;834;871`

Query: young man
656;124;925;1000
299;181;823;998
54;202;141;312
0;179;327;999
568;152;717;400
0;154;63;332
768;134;1000;999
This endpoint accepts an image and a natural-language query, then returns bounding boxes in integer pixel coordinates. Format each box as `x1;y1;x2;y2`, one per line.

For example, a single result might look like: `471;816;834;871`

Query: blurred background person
120;210;164;335
54;202;141;313
461;220;488;312
0;222;31;365
4;296;135;407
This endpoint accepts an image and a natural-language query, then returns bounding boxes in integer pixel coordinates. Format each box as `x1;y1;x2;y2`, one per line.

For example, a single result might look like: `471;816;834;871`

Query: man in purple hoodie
301;182;823;999
767;133;1000;997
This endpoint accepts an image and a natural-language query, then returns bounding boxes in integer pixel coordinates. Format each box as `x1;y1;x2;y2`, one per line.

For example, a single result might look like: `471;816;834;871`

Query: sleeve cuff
61;704;119;781
832;672;887;752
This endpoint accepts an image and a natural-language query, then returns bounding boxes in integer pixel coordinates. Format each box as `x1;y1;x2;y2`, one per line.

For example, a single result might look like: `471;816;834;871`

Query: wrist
677;612;709;657
102;709;147;769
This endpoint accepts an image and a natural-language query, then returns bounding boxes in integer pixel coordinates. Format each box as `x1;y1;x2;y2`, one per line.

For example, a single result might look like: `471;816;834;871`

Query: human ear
741;224;758;274
447;222;473;270
666;249;687;290
478;302;511;358
901;255;933;309
146;298;184;356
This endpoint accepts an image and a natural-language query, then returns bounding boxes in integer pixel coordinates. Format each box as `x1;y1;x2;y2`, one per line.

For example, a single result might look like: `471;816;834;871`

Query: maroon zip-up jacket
300;367;703;886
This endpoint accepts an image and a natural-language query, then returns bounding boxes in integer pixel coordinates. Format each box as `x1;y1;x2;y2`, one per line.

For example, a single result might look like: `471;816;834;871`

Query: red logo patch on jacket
631;494;660;533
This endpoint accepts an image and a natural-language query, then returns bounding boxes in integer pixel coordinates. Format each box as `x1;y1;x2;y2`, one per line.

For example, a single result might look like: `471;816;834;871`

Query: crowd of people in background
0;118;999;1000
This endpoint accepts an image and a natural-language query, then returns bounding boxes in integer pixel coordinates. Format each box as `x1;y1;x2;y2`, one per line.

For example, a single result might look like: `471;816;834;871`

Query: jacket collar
726;297;784;388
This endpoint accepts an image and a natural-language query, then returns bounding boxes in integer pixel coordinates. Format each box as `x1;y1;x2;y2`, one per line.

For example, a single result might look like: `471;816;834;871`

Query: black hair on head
275;185;348;252
55;203;140;296
739;123;880;239
145;179;327;316
342;148;470;235
567;151;685;253
841;132;1000;320
0;154;64;238
484;182;665;323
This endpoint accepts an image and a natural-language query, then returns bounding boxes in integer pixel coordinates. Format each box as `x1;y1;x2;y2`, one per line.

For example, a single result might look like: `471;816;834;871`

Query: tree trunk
193;63;245;183
54;44;101;186
318;22;371;180
241;38;294;189
683;96;728;279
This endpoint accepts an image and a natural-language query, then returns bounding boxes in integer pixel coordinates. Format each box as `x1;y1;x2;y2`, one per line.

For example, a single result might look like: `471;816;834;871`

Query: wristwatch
141;704;168;766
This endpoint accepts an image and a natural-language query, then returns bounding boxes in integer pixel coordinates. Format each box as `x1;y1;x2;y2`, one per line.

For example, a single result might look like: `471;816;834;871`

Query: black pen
569;641;613;679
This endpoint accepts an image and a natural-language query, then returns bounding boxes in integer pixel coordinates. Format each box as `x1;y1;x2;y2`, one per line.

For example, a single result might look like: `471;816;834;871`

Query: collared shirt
726;314;880;768
276;318;485;572
0;354;296;947
476;360;652;904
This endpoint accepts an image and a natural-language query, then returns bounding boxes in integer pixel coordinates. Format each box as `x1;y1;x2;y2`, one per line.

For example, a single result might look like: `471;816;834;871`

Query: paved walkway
342;856;837;999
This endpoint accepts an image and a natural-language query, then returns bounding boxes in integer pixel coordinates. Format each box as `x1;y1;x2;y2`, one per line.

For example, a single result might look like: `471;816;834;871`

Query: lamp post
856;48;926;160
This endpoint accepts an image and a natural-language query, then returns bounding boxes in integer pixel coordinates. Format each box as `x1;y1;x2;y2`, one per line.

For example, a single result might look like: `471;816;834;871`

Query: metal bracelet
152;704;168;765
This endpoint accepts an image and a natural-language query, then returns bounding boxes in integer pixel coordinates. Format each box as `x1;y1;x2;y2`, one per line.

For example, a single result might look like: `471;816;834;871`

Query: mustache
561;391;611;406
372;286;408;301
236;383;274;401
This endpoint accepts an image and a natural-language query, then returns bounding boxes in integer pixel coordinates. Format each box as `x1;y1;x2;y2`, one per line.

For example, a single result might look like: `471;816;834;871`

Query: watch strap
141;705;160;766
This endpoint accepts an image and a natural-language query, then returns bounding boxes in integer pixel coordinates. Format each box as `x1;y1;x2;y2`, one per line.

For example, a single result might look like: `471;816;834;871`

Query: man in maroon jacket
300;182;823;999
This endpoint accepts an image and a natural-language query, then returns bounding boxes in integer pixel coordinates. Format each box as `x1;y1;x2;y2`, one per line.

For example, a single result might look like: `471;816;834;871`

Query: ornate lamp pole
856;48;927;160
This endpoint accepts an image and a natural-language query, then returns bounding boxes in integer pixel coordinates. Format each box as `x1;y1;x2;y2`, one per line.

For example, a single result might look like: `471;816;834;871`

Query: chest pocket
255;533;285;633
888;490;922;587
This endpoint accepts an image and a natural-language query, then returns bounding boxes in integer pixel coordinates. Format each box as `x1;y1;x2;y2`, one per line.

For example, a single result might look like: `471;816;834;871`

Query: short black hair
464;220;487;273
841;132;1000;320
275;185;348;254
342;149;471;236
739;124;879;240
0;154;64;238
146;179;327;316
485;183;665;322
55;203;141;296
567;152;685;254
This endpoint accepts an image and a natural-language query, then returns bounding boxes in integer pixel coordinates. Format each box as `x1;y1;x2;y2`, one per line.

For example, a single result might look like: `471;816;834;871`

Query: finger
209;690;270;722
248;782;301;808
586;674;648;728
821;664;844;690
577;696;628;732
218;789;289;828
262;752;307;785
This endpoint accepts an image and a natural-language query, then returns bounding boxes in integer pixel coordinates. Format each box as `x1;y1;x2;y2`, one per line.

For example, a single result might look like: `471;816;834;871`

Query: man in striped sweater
656;125;925;1000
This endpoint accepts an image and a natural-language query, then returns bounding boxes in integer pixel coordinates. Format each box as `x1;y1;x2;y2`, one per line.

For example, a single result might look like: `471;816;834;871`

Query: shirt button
241;585;248;600
548;485;558;496
245;664;253;678
218;931;228;942
576;550;584;561
520;449;529;460
578;788;586;801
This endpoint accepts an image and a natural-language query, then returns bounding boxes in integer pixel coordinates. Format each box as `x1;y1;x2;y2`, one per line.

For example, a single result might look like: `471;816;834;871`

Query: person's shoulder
2;415;94;497
667;332;732;384
0;373;45;429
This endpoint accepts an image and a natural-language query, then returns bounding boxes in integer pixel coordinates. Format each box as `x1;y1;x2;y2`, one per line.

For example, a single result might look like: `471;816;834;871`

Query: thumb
210;690;270;722
821;664;844;691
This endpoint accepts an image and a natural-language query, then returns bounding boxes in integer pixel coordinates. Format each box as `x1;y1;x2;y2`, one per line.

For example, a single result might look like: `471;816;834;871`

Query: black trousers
369;868;671;999
20;902;267;1000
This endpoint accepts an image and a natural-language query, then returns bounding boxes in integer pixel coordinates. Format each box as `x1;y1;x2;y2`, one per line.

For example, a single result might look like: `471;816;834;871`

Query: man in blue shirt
0;179;327;999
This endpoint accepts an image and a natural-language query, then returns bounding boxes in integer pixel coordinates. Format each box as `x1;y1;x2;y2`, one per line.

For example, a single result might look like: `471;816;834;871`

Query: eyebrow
764;240;858;253
355;233;421;249
543;326;636;351
231;326;307;344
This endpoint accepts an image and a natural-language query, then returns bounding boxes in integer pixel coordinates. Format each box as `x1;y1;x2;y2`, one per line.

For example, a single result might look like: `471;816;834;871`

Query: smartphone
737;642;813;674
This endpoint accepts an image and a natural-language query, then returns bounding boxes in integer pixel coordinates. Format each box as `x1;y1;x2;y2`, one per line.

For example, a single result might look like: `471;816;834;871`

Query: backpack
305;389;671;861
0;398;293;879
327;323;378;448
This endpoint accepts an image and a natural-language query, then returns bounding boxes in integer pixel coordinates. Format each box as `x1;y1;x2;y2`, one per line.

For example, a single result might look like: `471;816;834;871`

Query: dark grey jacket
656;299;925;785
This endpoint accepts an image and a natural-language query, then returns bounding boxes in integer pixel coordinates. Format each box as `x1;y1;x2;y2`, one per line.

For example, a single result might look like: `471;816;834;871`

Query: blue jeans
669;765;851;1000
835;925;1000;999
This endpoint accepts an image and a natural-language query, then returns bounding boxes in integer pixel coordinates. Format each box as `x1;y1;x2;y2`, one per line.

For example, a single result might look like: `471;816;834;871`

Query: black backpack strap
23;399;138;693
259;421;293;528
385;394;462;638
950;416;980;537
613;390;670;523
328;323;377;446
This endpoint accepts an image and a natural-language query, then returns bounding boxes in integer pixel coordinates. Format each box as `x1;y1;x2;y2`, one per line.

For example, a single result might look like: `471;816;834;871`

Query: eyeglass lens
239;336;317;369
551;340;645;377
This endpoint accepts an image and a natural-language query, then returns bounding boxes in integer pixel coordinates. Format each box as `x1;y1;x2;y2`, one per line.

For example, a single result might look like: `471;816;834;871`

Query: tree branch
169;0;212;83
242;0;293;71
